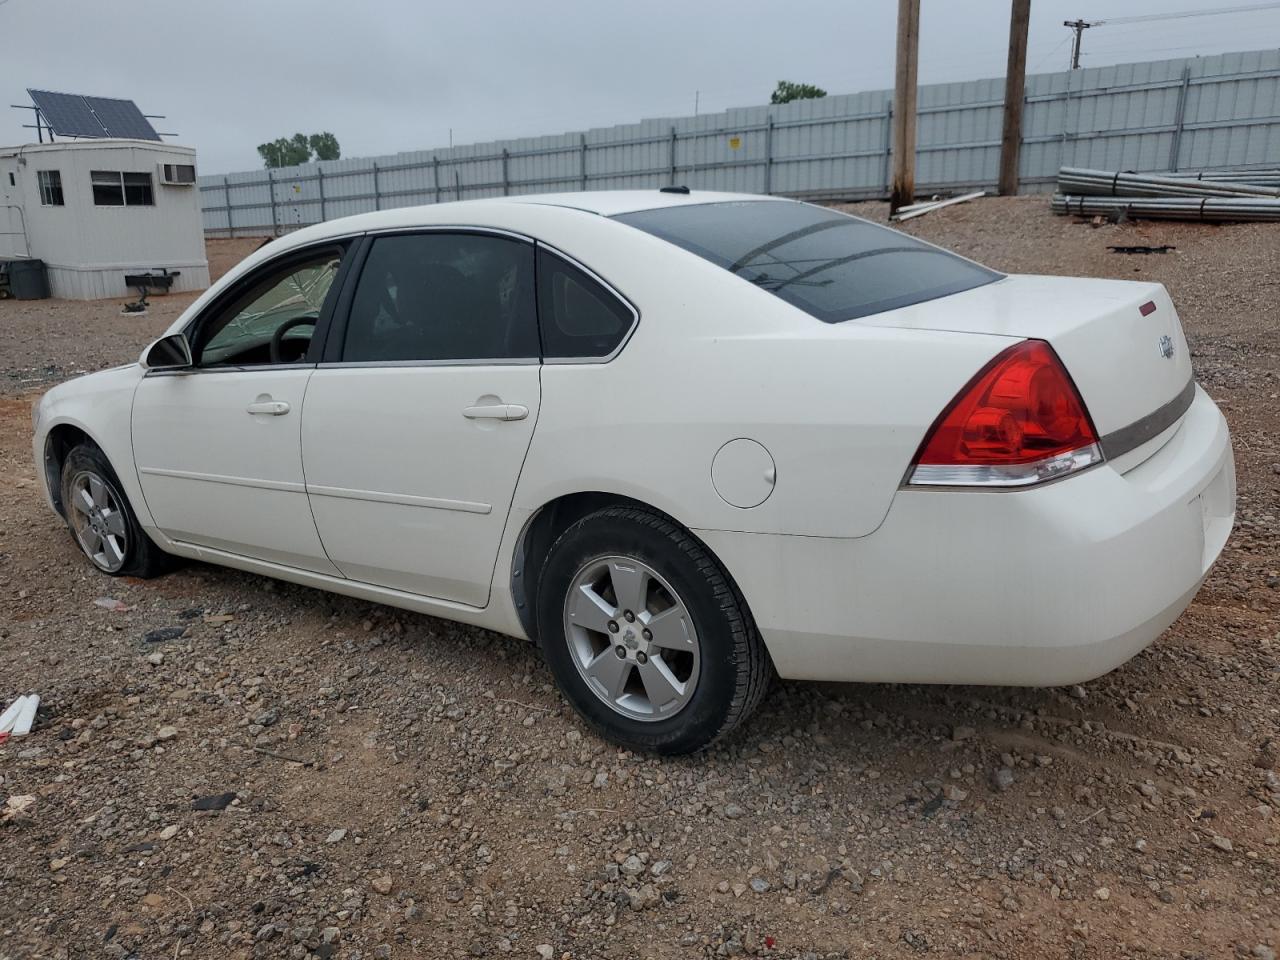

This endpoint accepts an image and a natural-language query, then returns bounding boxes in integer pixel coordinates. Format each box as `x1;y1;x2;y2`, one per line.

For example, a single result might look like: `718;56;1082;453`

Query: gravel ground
0;239;260;393
0;199;1277;960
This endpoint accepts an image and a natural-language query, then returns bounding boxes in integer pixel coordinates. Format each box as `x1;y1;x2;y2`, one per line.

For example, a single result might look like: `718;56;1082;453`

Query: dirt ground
0;199;1277;960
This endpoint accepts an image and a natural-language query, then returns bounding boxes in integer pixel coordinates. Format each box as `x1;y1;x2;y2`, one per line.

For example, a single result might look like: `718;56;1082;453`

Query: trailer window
91;170;154;207
37;170;64;206
615;200;1001;323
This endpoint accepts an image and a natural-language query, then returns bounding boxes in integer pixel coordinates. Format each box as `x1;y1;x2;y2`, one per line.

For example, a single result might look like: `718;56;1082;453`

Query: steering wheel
270;316;317;364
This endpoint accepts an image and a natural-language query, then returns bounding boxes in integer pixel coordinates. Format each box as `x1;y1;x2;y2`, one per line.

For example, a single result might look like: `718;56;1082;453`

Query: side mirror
141;333;193;370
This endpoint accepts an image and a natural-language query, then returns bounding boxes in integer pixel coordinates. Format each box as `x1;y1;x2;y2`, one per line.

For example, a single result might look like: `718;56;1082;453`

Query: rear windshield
614;200;1001;323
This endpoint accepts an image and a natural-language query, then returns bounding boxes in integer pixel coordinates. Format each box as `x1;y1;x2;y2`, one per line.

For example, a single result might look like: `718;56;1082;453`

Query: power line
1065;2;1280;67
1030;34;1073;73
1097;1;1280;26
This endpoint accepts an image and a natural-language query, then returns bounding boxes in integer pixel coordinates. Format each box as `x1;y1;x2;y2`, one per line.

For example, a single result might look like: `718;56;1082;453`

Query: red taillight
908;339;1103;487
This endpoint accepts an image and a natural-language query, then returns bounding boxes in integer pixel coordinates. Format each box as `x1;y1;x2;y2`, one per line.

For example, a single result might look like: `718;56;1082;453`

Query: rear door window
342;232;538;363
614;200;1000;323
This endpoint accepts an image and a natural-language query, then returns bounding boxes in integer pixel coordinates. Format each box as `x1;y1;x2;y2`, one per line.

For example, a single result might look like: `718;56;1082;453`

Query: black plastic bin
4;259;51;300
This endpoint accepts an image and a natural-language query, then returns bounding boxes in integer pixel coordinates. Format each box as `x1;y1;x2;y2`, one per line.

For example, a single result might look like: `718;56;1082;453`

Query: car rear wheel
536;506;771;754
60;444;172;578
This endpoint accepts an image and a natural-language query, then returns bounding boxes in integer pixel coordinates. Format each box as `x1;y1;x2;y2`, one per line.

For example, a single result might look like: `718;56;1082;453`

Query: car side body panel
502;207;1015;539
34;364;152;526
702;385;1233;684
132;367;341;574
302;363;543;606
30;192;1235;695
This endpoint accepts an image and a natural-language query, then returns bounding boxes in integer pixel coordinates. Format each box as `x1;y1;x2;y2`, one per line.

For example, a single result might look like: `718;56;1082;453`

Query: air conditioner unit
157;162;196;186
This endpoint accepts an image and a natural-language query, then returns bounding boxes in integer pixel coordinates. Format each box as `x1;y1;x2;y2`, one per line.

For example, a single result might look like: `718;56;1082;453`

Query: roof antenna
660;185;690;194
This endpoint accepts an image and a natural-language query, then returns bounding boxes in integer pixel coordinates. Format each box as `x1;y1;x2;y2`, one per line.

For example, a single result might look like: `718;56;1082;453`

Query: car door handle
246;400;291;416
462;403;529;421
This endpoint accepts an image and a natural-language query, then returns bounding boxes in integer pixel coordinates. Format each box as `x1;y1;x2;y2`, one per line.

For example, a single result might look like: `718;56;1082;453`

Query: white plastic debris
0;697;24;735
12;695;38;737
891;190;985;222
0;694;40;741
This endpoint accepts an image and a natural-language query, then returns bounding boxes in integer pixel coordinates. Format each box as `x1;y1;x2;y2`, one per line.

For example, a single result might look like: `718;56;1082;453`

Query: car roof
268;190;791;251
501;189;787;216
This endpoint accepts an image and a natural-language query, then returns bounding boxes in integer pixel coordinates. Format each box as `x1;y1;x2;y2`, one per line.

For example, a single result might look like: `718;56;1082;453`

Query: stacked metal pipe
1052;194;1280;222
1053;166;1280;222
1163;170;1280;187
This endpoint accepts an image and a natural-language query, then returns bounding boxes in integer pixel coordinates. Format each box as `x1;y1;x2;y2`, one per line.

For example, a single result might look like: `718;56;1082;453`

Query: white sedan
32;191;1235;753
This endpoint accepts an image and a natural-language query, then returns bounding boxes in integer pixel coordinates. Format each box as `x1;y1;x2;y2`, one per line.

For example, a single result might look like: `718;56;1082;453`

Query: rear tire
536;506;771;754
60;444;173;579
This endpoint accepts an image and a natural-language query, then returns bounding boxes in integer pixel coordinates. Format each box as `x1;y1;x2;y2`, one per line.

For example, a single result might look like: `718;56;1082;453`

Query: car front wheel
536;506;771;754
60;444;172;578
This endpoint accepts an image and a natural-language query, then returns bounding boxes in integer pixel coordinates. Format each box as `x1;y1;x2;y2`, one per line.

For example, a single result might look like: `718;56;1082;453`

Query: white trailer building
0;139;210;299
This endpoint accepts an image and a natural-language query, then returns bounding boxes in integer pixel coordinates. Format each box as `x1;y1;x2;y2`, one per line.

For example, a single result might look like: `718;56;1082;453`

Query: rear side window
536;249;634;359
343;233;538;363
614;200;1000;323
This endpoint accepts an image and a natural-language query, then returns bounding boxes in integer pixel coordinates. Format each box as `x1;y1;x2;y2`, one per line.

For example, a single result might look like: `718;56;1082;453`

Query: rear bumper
699;385;1234;686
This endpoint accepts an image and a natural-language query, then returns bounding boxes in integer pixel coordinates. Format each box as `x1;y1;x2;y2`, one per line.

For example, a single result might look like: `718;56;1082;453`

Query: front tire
536;506;771;754
60;444;172;578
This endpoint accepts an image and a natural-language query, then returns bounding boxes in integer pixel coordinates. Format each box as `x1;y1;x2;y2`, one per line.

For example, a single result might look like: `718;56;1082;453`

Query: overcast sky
2;0;1278;174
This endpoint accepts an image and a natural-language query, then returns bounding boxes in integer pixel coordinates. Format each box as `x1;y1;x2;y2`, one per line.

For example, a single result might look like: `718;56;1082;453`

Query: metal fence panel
201;48;1280;235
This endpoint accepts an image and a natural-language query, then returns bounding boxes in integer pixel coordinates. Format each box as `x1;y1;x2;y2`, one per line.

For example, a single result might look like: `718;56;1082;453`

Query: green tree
309;132;341;161
257;133;312;168
257;132;342;168
770;81;828;105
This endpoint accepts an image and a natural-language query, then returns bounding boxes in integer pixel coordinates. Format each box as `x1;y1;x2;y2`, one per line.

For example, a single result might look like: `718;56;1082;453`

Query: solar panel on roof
83;96;160;140
27;89;104;138
26;88;161;141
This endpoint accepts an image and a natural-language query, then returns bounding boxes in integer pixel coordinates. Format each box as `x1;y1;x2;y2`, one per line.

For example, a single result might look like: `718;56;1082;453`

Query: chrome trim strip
138;467;305;494
371;224;534;243
306;484;492;514
1099;378;1196;460
317;358;538;369
144;362;316;378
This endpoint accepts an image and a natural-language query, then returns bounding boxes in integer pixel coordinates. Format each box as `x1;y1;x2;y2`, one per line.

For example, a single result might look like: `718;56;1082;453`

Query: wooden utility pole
1064;19;1093;69
998;0;1032;196
889;0;921;214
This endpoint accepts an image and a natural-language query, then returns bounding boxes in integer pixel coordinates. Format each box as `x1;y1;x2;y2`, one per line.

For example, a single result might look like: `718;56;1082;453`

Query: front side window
614;200;1001;323
196;249;344;366
91;170;153;206
342;233;538;363
536;249;634;359
38;170;64;206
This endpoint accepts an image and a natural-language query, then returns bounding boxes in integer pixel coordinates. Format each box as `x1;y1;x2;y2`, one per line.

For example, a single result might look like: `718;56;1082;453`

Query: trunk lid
860;274;1192;437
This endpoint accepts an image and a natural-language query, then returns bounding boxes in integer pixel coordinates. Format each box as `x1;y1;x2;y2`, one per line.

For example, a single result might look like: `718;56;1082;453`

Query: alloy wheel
562;555;700;722
67;470;129;572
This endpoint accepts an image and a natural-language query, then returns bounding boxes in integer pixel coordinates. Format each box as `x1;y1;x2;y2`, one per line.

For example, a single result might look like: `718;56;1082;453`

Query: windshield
614;200;1001;323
